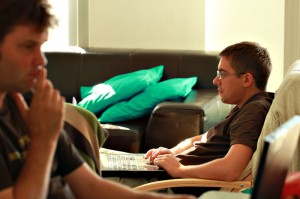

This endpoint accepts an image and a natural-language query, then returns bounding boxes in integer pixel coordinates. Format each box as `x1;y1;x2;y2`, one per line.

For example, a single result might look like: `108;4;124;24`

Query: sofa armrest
143;102;205;152
101;124;140;153
184;89;233;132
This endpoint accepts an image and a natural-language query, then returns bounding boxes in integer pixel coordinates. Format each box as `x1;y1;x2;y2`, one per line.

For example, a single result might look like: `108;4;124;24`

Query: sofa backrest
45;48;220;102
46;52;82;102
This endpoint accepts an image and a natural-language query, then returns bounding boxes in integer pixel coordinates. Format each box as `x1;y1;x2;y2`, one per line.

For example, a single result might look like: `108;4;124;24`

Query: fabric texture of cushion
65;103;107;174
99;77;197;123
77;65;164;114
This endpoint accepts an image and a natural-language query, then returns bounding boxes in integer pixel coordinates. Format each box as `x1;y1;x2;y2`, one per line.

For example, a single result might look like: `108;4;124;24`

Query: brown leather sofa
45;48;233;153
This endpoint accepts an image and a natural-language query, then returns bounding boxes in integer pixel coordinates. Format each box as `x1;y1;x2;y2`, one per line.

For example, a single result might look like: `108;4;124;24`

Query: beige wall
205;0;285;92
85;0;290;92
46;0;298;92
285;0;300;74
88;0;205;50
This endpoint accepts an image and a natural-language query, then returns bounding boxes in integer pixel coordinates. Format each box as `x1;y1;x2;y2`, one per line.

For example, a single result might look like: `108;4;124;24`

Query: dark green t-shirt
0;95;84;196
177;92;274;165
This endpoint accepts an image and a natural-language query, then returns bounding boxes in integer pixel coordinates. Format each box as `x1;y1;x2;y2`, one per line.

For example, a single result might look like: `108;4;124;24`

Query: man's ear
242;73;255;87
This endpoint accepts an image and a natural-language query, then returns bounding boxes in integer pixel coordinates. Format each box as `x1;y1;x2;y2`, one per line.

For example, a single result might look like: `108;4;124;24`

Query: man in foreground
0;0;195;199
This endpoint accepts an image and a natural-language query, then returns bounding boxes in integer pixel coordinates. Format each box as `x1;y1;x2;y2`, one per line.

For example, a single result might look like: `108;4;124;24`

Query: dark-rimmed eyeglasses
216;70;246;80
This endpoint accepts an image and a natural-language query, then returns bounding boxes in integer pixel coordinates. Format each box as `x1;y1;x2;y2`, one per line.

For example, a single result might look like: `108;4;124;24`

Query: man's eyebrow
23;39;38;43
218;69;228;72
18;39;35;44
18;40;41;46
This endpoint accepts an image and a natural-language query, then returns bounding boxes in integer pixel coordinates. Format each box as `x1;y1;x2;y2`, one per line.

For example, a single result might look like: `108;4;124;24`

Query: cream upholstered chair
134;161;252;192
252;60;300;179
134;60;300;193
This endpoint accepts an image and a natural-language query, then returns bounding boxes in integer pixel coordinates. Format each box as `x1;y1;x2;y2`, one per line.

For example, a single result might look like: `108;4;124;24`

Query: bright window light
43;0;70;51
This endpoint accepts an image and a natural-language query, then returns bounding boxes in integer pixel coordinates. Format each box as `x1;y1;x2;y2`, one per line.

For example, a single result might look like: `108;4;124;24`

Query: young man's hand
12;67;65;142
152;154;183;178
144;147;174;164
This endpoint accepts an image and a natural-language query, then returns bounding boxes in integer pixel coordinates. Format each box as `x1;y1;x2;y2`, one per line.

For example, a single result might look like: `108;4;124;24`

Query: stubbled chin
218;91;223;97
219;94;227;103
22;79;37;93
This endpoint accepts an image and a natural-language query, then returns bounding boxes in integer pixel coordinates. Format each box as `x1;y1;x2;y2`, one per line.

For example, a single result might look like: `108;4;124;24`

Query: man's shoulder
236;92;274;119
252;91;274;101
244;91;274;108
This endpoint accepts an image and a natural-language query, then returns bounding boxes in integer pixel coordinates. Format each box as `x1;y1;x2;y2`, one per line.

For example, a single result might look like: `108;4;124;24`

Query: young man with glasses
144;41;274;195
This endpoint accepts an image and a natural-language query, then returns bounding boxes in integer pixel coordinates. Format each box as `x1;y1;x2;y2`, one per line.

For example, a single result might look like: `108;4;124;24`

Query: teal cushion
77;65;164;114
99;77;197;122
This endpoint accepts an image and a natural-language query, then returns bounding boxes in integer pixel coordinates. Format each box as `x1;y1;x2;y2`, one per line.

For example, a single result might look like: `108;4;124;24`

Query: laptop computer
199;115;300;199
100;148;170;178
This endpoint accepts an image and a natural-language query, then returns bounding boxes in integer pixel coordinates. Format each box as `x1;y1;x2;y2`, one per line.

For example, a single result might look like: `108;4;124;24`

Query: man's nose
212;76;219;86
36;51;48;67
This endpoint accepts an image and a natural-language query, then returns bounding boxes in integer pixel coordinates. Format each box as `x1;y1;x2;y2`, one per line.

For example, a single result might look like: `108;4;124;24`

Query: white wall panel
88;0;205;50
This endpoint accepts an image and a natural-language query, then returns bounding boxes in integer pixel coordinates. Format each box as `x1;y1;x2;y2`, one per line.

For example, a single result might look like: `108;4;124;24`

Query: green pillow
77;65;164;114
99;77;197;122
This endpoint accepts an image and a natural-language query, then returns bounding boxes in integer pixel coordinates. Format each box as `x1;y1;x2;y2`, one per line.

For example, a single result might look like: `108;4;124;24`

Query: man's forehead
7;25;48;42
218;57;234;72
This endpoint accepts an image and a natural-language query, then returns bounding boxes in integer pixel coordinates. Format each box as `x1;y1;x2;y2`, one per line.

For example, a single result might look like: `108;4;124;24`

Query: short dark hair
219;41;272;90
0;0;57;44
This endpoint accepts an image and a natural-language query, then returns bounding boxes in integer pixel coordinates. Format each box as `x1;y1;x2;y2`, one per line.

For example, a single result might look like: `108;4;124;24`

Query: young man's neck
237;88;264;108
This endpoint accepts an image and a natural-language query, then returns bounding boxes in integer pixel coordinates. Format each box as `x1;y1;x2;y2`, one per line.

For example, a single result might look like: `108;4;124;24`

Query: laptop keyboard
107;154;140;170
